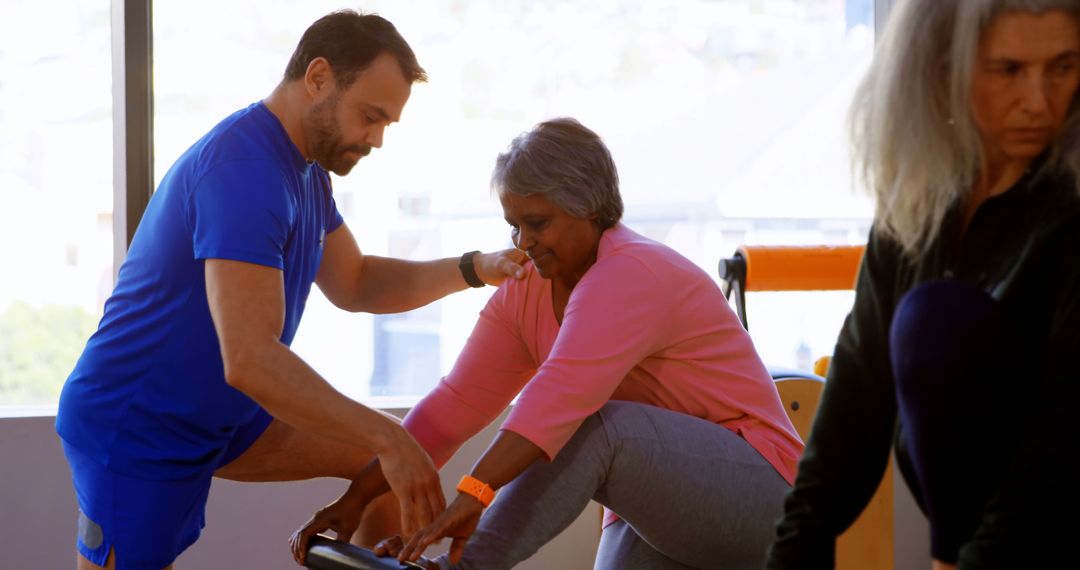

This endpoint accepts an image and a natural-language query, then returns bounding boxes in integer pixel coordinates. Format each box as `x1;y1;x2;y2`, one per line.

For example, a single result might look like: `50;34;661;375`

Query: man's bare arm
315;222;525;314
205;258;444;535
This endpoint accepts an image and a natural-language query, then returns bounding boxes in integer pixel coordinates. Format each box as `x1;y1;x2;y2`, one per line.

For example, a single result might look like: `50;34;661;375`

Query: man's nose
366;125;385;149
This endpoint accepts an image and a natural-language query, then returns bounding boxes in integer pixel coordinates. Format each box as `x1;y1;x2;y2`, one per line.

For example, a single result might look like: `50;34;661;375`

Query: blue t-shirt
56;102;343;480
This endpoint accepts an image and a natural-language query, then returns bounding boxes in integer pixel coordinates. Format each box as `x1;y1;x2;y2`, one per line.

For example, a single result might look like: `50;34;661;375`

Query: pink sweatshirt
403;224;803;498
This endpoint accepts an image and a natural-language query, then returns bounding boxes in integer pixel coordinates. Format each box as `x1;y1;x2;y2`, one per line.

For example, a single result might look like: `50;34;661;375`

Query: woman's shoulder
590;225;718;298
598;225;695;271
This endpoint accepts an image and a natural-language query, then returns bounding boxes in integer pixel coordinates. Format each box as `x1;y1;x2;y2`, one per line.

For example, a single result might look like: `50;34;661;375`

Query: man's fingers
501;257;525;279
400;495;420;539
331;524;349;542
449;536;468;565
433;488;447;519
287;532;300;564
415;494;434;534
474;249;527;284
289;529;308;565
499;249;526;278
425;486;445;529
290;523;318;564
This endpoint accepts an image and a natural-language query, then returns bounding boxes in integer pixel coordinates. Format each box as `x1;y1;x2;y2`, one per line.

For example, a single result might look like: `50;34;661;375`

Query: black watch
459;250;485;288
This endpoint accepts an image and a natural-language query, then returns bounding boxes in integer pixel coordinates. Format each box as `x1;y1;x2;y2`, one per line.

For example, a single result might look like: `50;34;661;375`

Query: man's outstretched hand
289;492;366;565
474;248;528;285
289;425;444;566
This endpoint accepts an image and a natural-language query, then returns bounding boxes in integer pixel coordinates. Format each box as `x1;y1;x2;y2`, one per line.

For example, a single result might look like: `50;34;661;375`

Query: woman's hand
474;249;527;285
288;490;366;565
373;536;440;569
397;494;485;565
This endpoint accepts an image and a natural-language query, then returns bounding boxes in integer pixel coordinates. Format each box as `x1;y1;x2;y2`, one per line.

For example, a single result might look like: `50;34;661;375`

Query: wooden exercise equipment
720;245;894;570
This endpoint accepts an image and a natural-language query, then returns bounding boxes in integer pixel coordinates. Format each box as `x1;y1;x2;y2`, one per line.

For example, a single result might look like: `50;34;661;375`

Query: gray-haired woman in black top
766;1;1080;568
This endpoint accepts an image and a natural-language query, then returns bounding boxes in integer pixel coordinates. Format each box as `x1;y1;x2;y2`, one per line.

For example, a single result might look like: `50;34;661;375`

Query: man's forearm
350;255;467;314
226;340;399;456
346;458;393;505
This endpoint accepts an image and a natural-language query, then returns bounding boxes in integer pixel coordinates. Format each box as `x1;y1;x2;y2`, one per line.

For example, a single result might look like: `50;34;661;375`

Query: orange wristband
457;474;495;507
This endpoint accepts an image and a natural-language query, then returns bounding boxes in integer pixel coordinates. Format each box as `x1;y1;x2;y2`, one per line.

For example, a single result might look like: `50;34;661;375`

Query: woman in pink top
292;118;803;569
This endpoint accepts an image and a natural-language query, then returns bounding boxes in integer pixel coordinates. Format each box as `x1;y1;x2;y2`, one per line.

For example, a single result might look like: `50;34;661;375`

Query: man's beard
303;92;372;176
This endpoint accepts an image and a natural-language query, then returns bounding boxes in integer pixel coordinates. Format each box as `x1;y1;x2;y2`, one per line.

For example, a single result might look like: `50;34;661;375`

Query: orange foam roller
738;245;865;292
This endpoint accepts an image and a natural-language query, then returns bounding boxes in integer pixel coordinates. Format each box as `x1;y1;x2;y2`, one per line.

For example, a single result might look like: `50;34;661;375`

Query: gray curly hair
491;118;623;230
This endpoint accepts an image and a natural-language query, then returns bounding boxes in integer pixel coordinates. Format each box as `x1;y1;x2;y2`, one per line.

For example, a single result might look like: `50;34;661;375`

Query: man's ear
303;57;335;99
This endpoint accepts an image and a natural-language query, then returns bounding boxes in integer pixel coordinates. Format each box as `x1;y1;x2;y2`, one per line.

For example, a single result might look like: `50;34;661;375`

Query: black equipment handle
304;535;427;570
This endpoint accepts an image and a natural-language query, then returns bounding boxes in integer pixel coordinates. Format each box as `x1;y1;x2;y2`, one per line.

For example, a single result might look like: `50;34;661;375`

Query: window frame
112;0;154;275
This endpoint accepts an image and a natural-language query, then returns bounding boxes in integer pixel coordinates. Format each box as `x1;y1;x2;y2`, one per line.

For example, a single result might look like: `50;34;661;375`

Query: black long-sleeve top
766;162;1080;569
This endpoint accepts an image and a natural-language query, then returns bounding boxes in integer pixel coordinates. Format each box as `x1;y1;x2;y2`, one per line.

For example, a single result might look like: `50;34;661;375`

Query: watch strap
459;250;485;288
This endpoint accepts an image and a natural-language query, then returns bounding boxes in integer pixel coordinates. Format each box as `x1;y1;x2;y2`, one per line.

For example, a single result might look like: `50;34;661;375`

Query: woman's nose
1019;73;1051;116
515;228;535;250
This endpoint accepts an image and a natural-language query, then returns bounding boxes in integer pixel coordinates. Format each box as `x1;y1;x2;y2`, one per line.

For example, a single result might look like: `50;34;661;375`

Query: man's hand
397;494;484;565
474;248;527;285
289;490;367;565
378;426;446;539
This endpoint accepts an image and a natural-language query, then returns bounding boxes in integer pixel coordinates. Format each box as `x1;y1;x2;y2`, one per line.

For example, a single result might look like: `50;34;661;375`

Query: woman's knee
594;400;654;432
890;280;1014;397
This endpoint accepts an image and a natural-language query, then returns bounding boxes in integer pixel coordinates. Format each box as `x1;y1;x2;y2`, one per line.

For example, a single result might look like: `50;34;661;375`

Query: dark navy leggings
889;280;1022;564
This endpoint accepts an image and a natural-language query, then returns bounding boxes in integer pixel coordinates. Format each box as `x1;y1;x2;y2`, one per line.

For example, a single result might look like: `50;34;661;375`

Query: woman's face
970;10;1080;169
499;191;602;286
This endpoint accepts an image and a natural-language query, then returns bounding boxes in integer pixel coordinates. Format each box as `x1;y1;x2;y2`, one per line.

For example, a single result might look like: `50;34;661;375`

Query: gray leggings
435;401;790;569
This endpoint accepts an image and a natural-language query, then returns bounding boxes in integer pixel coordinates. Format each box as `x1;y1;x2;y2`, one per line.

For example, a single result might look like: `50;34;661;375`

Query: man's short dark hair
283;10;427;87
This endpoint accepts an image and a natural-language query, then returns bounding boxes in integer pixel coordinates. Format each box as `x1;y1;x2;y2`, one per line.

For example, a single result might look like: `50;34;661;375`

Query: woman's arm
397;430;544;564
396;253;679;564
499;253;673;459
956;229;1080;568
289;282;537;563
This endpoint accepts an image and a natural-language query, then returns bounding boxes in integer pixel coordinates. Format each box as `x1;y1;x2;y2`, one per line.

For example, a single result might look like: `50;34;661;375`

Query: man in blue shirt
55;11;524;570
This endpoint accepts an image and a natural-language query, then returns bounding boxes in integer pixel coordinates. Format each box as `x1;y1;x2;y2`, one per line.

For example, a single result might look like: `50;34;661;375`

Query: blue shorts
62;408;272;569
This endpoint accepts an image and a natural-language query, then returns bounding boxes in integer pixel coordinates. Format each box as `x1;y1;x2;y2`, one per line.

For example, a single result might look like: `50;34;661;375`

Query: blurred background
0;0;875;410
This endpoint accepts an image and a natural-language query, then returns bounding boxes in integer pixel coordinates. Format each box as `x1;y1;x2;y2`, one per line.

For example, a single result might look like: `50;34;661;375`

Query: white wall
0;411;600;570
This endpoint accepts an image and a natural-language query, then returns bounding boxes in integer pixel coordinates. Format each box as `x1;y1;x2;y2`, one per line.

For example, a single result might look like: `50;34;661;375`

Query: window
0;0;113;410
147;0;876;404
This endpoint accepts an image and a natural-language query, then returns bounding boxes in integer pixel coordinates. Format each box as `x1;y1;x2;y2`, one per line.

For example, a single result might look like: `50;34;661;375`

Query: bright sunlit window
0;0;113;410
146;0;876;404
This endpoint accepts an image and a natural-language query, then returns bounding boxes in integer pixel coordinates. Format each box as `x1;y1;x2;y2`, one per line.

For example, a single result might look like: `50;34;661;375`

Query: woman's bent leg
890;281;1020;563
438;401;789;570
594;520;695;570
